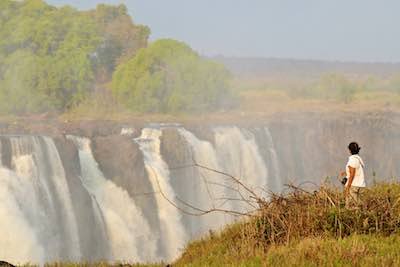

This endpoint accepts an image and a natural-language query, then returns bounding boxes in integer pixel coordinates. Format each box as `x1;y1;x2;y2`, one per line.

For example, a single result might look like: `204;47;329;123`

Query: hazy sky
47;0;400;62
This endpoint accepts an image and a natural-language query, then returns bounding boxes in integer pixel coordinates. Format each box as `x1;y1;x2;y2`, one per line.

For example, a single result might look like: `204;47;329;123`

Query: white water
0;138;45;264
40;137;81;259
177;127;270;217
214;127;269;202
264;127;282;192
67;135;158;263
0;126;282;264
120;127;135;136
177;128;238;234
135;128;188;261
0;136;80;264
0;167;45;264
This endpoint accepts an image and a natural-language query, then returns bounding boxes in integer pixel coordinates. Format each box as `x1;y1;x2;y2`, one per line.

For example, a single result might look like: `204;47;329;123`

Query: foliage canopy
111;39;234;113
0;0;148;113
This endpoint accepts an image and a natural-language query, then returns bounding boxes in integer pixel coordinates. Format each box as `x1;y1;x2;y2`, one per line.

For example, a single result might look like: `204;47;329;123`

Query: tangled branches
252;183;400;247
149;155;400;249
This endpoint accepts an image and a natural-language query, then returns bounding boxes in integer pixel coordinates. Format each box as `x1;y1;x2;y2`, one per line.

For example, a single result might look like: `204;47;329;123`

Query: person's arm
345;166;356;195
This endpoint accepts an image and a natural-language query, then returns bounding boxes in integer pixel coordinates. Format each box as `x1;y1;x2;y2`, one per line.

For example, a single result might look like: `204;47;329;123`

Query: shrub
253;183;400;247
111;39;235;113
312;73;357;103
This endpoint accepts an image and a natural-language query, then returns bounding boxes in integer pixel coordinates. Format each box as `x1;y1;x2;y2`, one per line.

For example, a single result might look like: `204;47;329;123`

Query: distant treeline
216;56;400;79
0;0;234;114
227;56;400;104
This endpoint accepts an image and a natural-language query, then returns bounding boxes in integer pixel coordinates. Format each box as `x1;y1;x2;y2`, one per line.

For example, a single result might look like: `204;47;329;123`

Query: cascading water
213;127;269;194
134;127;188;261
0;165;45;264
177;126;274;217
0;125;290;265
0;136;80;264
177;128;253;236
264;127;282;191
67;135;158;263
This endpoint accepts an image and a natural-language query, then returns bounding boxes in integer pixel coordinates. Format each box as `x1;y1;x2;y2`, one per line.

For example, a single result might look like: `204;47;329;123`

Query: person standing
341;142;366;209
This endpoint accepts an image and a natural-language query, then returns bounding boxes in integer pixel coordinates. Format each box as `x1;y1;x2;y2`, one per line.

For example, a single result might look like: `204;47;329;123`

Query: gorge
0;112;399;264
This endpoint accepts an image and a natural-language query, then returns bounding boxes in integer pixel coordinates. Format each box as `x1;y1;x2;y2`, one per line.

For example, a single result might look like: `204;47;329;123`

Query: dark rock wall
90;135;162;250
54;137;110;261
267;113;400;183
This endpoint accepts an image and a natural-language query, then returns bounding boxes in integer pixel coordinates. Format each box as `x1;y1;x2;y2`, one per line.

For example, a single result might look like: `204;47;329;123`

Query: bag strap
353;155;365;168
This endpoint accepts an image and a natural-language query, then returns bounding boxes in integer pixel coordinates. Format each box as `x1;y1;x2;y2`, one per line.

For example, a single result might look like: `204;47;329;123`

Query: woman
341;142;366;209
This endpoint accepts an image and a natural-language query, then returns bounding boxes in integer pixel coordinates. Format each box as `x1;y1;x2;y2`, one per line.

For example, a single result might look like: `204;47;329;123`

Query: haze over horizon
46;0;400;63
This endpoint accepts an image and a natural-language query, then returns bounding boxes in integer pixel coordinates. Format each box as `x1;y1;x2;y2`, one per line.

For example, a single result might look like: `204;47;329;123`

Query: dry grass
175;182;400;266
266;234;400;267
238;89;400;115
253;182;400;246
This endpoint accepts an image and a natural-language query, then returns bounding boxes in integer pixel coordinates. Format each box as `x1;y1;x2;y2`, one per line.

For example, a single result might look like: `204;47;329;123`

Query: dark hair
348;142;361;155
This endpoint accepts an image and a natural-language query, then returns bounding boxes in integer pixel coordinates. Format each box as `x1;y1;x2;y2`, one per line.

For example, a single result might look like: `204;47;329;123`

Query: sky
46;0;400;63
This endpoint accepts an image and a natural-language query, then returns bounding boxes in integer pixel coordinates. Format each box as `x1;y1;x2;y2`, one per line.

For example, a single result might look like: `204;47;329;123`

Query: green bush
111;39;235;113
0;0;148;114
303;73;357;103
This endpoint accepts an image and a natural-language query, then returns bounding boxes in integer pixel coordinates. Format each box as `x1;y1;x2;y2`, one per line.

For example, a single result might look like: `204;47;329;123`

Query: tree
90;4;150;78
0;50;49;113
111;39;234;113
0;1;149;113
313;73;357;103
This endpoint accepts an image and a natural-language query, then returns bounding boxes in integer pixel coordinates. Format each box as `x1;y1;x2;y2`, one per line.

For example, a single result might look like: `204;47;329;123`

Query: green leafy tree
0;1;148;113
0;50;49;113
313;73;357;103
90;4;150;78
111;39;234;113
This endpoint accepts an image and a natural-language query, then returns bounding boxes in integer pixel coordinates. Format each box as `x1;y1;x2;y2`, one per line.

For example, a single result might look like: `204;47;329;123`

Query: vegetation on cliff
173;182;400;266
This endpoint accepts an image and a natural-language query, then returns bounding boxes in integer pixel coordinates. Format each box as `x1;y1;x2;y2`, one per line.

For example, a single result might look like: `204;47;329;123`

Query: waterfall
163;126;275;239
213;127;269;198
134;127;188;261
177;128;241;235
0;167;45;264
264;127;282;192
0;136;80;264
67;135;158;263
0;125;283;264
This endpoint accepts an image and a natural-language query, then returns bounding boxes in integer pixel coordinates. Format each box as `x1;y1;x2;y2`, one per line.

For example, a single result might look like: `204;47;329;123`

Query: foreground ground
17;233;399;266
10;182;397;267
173;182;400;266
175;233;400;267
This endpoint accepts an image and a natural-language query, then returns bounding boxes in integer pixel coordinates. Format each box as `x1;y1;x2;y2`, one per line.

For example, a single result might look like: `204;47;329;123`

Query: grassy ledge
174;182;400;267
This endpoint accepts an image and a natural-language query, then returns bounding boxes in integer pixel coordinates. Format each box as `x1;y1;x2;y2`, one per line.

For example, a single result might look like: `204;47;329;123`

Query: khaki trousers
345;186;363;209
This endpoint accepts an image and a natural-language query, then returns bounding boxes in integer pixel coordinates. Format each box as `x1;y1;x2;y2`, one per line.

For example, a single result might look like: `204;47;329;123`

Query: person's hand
340;171;346;177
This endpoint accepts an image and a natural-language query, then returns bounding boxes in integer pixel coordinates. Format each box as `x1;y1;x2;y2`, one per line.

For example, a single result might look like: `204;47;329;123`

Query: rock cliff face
91;135;160;233
54;137;110;261
158;112;400;185
0;111;399;264
267;112;400;182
